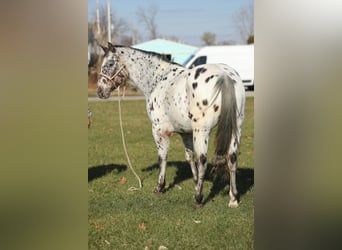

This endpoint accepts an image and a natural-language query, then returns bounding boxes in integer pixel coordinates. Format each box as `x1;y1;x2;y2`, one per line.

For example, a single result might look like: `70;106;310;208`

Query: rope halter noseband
100;64;127;89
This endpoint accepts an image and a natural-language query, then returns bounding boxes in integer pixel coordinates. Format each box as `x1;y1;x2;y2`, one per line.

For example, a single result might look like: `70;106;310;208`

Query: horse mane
113;45;182;66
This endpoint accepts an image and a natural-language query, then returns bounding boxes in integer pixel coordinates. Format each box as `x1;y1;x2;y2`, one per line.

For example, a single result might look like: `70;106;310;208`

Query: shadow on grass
203;166;254;205
142;161;254;205
88;164;127;182
166;161;194;191
142;161;193;191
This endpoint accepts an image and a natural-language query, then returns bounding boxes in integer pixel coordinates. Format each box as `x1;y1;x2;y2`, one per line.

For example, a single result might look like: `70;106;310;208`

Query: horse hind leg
228;138;239;208
180;133;198;185
193;129;210;207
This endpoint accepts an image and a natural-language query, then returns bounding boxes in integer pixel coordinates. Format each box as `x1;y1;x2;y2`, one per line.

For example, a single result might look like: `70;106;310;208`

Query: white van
184;45;254;90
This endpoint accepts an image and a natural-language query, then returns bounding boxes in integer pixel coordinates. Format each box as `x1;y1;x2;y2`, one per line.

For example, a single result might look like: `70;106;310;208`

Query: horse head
97;43;128;99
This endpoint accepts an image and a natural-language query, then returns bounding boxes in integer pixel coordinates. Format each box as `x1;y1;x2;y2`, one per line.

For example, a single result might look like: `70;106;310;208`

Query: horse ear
99;44;108;54
108;42;116;52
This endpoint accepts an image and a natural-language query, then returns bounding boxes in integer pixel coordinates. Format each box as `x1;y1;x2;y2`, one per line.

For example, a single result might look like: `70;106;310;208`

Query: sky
88;0;253;46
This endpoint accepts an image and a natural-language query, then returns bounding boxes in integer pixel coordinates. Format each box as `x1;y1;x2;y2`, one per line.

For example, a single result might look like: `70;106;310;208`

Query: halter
100;64;126;88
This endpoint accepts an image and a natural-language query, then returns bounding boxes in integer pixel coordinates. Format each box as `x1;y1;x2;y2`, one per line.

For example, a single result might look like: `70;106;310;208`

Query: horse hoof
194;202;203;209
153;186;164;193
195;193;203;202
228;200;239;208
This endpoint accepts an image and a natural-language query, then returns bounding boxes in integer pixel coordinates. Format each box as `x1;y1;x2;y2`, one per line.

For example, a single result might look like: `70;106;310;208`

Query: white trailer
184;45;254;90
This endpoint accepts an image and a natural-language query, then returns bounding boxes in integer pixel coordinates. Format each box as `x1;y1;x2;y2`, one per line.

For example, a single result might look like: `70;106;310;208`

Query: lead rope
117;87;142;191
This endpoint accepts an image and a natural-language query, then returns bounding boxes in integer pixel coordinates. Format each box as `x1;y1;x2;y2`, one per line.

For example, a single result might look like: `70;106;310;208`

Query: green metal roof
133;39;197;65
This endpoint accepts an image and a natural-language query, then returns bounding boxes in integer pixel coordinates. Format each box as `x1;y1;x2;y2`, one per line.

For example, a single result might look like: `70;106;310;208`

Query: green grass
88;97;254;249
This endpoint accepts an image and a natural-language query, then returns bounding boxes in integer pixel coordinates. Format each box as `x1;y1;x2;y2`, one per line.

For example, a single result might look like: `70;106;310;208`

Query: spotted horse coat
97;43;245;208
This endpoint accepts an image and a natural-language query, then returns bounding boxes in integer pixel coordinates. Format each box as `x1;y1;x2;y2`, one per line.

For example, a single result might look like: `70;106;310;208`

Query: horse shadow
203;165;254;205
142;161;254;204
142;161;193;190
88;164;127;182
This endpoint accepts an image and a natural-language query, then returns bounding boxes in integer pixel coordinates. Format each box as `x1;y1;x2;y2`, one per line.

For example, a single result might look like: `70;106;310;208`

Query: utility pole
96;0;101;38
107;0;111;42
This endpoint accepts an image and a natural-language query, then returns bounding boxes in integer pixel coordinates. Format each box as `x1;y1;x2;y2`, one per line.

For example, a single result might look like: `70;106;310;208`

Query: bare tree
233;3;254;44
129;25;142;45
89;4;129;45
201;32;216;45
136;5;159;40
163;35;181;43
218;40;236;45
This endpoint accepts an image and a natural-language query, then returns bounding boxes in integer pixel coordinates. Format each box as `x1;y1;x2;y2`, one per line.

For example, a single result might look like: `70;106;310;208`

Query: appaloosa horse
97;43;245;207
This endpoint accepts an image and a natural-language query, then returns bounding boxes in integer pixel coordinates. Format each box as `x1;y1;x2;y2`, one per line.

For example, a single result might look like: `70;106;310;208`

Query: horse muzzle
97;85;111;99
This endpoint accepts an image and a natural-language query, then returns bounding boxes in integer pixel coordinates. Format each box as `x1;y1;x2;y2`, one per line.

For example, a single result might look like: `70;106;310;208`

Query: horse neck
120;48;171;98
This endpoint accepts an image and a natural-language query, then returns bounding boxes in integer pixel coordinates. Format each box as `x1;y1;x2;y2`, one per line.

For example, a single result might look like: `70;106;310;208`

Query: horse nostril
97;88;103;98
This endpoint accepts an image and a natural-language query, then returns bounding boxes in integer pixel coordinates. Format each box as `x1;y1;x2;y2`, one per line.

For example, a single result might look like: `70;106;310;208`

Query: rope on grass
117;87;142;191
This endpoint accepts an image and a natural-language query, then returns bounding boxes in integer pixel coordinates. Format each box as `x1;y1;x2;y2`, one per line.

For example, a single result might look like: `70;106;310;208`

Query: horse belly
165;87;192;133
168;104;192;133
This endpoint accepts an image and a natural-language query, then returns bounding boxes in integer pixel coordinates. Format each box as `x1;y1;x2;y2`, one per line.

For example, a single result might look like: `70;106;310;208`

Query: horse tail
213;74;237;166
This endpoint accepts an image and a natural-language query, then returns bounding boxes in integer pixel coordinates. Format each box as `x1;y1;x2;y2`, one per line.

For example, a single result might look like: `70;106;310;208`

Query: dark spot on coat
202;99;208;105
193;118;197;122
188;112;193;119
229;152;237;164
192;82;198;89
200;154;207;165
194;67;207;80
150;102;154;111
205;75;214;83
214;105;219;112
202;112;205;117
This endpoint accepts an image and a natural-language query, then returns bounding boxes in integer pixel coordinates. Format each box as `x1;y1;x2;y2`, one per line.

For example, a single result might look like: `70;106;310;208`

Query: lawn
88;97;254;249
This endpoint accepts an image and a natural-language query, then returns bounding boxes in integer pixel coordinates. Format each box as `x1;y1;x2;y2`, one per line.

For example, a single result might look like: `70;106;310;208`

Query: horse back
186;64;226;128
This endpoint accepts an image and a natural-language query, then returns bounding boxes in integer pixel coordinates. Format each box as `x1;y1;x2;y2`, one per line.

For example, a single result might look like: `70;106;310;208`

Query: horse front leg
152;129;170;193
193;129;210;207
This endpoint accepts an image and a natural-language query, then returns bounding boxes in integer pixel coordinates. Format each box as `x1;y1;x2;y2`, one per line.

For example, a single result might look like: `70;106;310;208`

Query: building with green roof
133;38;198;65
